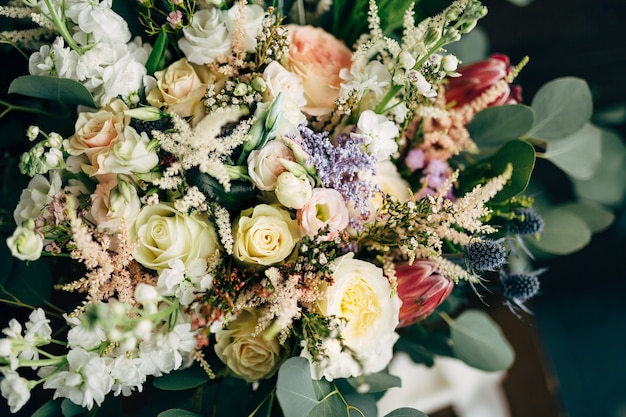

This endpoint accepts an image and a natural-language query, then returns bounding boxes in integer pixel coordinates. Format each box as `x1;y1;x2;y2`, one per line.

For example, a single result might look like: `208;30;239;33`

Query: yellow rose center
340;275;381;339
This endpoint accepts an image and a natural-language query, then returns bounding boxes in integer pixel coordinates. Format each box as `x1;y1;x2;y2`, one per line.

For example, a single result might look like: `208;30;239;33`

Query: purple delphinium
292;124;378;221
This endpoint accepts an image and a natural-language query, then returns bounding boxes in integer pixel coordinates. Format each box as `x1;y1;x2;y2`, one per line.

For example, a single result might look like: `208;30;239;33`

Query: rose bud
395;260;454;327
445;53;522;108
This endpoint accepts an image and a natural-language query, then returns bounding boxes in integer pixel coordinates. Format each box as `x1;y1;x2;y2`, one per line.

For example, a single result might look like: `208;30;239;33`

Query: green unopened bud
264;93;284;133
424;25;440;46
124;106;163;121
251;76;267;93
224;165;251;181
234;82;249;96
47;132;63;149
279;158;309;178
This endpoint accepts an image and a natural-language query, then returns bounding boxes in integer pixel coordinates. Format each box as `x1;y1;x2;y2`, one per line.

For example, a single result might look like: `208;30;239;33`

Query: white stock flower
178;8;231;65
66;0;131;45
302;255;400;381
137;322;197;377
108;356;145;397
157;259;212;306
100;45;149;105
102;126;158;174
340;60;391;100
65;315;107;350
13;170;62;226
24;308;52;344
352;110;399;161
43;348;113;409
0;370;31;413
226;3;265;53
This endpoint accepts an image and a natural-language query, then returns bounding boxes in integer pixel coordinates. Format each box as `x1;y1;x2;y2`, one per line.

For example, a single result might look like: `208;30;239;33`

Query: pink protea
445;53;522;108
395;260;454;327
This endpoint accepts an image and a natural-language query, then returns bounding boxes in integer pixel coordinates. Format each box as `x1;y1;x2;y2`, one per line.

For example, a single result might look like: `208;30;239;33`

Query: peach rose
285;25;352;116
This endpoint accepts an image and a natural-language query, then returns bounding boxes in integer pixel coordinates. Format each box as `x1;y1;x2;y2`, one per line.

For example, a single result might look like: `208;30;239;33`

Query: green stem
42;0;81;52
0;99;60;118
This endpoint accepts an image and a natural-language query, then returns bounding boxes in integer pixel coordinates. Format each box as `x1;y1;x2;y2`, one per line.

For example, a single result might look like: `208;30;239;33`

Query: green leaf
450;309;515;372
146;29;169;75
152;364;210;391
559;200;614;233
445;26;489;64
276;357;320;417
467;104;535;152
60;399;85;417
346;371;401;393
573;128;626;207
32;400;63;417
544;123;602;180
384;407;429;417
488;140;536;203
529;208;591;255
186;169;256;212
526;77;592;140
158;410;203;417
9;76;95;108
344;393;378;417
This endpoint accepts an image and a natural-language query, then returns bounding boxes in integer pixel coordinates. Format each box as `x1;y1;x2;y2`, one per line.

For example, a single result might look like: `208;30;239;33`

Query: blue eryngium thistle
466;238;507;272
511;208;544;236
500;268;546;316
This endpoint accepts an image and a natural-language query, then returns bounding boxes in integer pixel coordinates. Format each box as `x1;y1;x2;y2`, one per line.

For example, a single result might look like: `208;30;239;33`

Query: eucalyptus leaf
276;357;320;417
467;104;534;152
384;407;429;417
450;309;515;372
573;128;626;206
152;364;210;391
344;393;378;417
544;123;602;180
32;400;63;417
529;208;591;255
487;140;536;203
9;76;96;108
157;409;202;417
559;200;614;233
526;77;592;140
307;388;345;417
346;371;401;393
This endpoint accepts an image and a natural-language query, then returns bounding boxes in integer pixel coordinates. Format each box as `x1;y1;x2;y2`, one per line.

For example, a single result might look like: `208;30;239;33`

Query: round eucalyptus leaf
450;309;515;372
559;201;614;233
527;77;592;140
544;123;602;180
531;208;591;255
468;104;534;151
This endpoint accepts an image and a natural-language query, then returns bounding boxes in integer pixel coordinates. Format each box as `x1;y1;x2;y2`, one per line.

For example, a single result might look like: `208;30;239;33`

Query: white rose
102;126;158;175
90;176;142;234
275;172;313;209
13;171;62;226
247;140;294;191
297;188;349;240
233;204;300;267
6;226;44;262
178;8;231;65
262;61;306;107
226;4;265;53
129;203;220;272
303;255;400;380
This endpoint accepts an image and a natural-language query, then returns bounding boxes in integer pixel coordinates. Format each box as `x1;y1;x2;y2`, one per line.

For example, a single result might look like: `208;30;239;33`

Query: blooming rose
395;260;453;327
226;4;265;53
147;57;218;120
215;308;288;383
178;8;231;65
262;61;306;107
247;140;294;191
285;25;352;116
302;255;400;380
297;188;349;240
129;203;219;271
102;126;158;175
6;226;43;261
233;204;300;267
64;100;129;175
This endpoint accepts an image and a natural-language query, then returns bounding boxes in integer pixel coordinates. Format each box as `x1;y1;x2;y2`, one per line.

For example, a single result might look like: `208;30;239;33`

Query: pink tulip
445;54;522;108
395;260;454;327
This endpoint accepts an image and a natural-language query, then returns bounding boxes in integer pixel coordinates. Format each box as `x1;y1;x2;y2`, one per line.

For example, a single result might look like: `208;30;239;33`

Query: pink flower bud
445;54;522;108
395;260;454;327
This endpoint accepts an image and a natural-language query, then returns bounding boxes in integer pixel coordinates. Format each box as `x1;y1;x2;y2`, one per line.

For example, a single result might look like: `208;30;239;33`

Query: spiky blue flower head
500;270;543;302
466;239;507;272
511;208;544;236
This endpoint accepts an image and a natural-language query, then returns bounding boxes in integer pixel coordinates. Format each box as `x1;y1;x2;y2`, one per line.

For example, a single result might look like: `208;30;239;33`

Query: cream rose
147;57;218;120
102;126;159;175
64;100;129;175
6;226;44;261
215;308;288;383
285;25;352;116
178;8;231;65
297;188;349;240
275;172;313;209
247;140;294;191
129;203;219;272
232;204;300;267
262;61;306;107
302;255;400;381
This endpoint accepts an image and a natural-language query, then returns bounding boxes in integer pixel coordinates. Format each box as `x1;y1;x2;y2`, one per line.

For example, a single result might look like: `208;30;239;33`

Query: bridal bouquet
0;0;617;415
